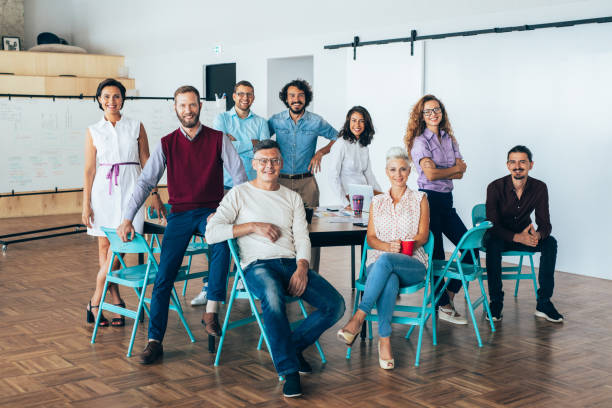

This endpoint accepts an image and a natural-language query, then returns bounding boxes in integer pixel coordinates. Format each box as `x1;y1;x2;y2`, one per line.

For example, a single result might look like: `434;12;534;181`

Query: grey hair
385;146;411;166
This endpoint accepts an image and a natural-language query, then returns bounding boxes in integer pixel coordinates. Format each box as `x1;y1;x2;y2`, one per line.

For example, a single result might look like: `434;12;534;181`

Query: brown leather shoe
140;341;163;364
201;312;222;337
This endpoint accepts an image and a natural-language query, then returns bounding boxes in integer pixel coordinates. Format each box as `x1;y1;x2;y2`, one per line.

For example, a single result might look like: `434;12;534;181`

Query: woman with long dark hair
328;106;382;208
405;94;475;325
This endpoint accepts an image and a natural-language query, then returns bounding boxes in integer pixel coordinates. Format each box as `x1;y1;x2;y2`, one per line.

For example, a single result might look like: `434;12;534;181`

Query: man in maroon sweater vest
118;86;247;364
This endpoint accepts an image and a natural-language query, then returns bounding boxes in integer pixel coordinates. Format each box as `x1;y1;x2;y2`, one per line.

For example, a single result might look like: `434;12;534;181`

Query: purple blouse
410;128;462;193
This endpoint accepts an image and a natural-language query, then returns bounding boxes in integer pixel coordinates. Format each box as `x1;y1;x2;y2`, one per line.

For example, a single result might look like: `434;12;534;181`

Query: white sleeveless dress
87;116;145;237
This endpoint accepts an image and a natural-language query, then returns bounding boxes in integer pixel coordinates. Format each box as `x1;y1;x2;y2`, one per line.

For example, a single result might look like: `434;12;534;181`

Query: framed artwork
2;36;21;51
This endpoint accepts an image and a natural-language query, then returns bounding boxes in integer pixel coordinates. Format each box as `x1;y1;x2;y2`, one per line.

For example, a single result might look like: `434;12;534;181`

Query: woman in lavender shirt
405;94;476;325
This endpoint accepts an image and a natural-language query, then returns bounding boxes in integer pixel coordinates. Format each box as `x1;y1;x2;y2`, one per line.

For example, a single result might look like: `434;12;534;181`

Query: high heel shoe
378;342;394;370
87;301;109;326
337;326;362;346
111;301;126;327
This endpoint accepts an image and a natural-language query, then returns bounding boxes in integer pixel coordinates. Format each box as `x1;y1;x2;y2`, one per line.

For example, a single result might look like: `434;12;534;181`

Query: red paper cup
400;240;415;256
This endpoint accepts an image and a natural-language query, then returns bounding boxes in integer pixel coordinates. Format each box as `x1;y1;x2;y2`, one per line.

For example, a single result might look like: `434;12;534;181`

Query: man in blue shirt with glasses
191;80;270;307
268;79;338;271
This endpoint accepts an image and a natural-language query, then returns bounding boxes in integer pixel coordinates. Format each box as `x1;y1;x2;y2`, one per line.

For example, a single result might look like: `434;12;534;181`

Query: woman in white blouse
337;147;430;369
328;106;382;208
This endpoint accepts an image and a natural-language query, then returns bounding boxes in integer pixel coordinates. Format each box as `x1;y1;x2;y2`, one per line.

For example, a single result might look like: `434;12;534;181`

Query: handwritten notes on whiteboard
0;97;225;193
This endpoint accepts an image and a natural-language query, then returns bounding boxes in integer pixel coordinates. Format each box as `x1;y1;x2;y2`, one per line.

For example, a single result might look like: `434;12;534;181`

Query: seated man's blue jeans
243;258;346;376
359;253;426;338
148;207;229;342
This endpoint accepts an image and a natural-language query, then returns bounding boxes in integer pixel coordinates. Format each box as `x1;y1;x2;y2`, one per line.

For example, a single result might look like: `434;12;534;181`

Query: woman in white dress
82;78;165;327
328;106;382;209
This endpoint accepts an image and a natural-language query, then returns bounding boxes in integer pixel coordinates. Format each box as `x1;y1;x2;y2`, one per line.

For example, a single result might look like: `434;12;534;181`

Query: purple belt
100;162;139;194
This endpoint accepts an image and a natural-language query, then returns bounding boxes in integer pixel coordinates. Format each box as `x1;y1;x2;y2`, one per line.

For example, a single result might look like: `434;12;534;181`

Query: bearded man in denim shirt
268;79;337;271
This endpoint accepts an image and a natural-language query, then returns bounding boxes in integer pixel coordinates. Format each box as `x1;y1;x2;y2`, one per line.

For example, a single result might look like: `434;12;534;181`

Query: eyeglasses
423;107;442;116
253;158;282;166
235;92;254;99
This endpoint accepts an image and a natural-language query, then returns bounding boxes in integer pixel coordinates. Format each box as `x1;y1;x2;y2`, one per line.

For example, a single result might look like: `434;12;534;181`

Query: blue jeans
243;258;346;376
359;253;426;338
148;208;229;342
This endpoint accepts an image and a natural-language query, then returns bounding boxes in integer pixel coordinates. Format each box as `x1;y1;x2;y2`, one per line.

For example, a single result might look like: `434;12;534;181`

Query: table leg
351;245;355;290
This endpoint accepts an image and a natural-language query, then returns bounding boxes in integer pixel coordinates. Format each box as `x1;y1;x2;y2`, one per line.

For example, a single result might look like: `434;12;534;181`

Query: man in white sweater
206;139;345;398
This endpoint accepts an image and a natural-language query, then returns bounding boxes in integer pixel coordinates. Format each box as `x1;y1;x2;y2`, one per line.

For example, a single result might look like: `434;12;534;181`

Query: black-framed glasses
253;158;282;166
423;107;442;116
235;92;254;98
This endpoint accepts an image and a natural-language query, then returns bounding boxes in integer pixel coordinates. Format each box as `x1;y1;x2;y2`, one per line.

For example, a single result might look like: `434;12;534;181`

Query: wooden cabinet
0;51;126;78
0;75;134;95
0;51;134;96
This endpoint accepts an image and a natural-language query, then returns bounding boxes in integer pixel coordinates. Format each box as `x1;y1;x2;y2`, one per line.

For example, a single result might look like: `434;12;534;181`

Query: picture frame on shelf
2;36;21;51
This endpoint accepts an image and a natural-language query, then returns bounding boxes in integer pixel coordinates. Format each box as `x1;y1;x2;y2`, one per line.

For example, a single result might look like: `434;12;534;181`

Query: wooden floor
1;215;611;407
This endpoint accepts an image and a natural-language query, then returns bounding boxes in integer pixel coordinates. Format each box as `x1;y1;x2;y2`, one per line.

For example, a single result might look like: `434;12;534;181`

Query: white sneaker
236;279;245;291
191;289;208;306
438;305;468;325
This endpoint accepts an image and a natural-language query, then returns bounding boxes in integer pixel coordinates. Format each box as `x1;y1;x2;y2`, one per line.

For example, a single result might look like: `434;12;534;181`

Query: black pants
484;232;557;306
421;189;477;307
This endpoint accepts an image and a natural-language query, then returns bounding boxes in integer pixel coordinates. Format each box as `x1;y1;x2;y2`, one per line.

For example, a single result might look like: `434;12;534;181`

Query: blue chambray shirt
268;110;338;175
213;107;270;187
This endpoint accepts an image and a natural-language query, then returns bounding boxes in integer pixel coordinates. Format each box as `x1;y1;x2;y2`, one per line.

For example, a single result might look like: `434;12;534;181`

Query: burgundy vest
161;126;224;212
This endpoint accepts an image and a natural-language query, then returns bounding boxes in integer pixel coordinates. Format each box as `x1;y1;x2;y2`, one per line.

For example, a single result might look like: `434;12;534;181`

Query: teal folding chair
147;203;209;296
214;238;326;378
346;232;435;367
91;227;207;357
432;221;495;347
472;204;538;299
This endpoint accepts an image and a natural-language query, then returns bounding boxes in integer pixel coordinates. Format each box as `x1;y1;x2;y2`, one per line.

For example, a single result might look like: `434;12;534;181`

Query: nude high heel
378;341;394;370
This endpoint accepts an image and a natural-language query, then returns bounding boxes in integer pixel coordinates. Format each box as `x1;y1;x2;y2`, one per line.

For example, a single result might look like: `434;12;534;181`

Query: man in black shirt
484;145;562;323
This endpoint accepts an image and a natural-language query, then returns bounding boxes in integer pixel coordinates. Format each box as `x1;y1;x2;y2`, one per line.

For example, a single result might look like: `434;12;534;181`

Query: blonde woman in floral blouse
337;147;429;370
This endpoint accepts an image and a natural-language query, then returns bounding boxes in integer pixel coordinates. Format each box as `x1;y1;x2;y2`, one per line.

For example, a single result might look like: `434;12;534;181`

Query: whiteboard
0;97;225;193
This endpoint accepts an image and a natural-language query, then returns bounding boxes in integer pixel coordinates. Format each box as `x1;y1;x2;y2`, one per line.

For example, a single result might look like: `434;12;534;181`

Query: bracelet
151;191;159;196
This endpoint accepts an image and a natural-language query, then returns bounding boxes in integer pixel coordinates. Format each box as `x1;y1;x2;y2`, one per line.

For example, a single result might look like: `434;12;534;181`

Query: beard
512;169;526;180
176;110;200;128
289;104;305;115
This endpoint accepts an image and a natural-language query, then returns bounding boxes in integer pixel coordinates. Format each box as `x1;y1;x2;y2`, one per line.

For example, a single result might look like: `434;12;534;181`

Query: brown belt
279;173;313;180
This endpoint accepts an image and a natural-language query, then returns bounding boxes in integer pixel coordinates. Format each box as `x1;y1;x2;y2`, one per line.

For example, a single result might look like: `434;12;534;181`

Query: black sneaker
485;302;503;322
140;340;163;364
535;301;564;323
297;351;312;374
283;372;302;398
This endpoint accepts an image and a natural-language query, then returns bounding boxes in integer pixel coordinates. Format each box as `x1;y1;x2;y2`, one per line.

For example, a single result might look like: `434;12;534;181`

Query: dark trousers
421;189;477;307
148;208;230;342
484;232;557;306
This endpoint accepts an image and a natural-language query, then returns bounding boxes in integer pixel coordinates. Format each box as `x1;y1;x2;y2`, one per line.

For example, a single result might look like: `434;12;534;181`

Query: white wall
267;56;314;116
426;23;612;278
22;0;612;277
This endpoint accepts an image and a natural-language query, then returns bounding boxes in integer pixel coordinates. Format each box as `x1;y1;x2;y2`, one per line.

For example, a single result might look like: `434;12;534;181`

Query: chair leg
514;256;524;297
127;285;148;357
462;279;483;347
171;287;195;343
181;255;193;296
91;280;110;344
479;277;495;332
529;254;538;300
214;278;238;366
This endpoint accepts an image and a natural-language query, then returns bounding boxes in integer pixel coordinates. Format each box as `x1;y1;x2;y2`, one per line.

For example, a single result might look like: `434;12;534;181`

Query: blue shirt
213;107;270;187
268;110;337;175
